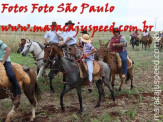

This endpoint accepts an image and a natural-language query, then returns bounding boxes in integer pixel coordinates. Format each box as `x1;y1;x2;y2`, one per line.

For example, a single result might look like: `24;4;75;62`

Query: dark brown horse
0;68;41;122
99;41;134;91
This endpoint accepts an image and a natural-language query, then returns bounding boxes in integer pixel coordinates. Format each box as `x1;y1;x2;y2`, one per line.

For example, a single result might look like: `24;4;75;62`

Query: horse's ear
99;40;103;46
105;40;110;47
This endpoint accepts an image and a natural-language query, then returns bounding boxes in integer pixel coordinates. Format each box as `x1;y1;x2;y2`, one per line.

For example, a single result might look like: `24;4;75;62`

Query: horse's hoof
61;106;65;111
77;110;82;114
114;101;118;105
30;117;35;122
95;104;100;108
130;85;134;90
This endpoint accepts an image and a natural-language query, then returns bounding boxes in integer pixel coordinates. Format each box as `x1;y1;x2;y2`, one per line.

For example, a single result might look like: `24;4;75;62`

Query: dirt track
0;67;162;122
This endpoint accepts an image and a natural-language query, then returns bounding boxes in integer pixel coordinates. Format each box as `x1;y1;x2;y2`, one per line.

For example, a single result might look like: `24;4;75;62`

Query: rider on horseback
78;30;89;47
0;40;21;106
142;30;149;37
44;21;62;45
60;20;77;56
109;28;128;79
133;30;139;41
80;34;97;91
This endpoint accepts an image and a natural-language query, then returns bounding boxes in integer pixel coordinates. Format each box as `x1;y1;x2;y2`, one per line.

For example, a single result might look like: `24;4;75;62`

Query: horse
130;35;140;49
0;67;41;122
99;41;134;91
140;34;152;50
21;39;46;81
48;56;115;113
17;38;26;53
43;43;101;92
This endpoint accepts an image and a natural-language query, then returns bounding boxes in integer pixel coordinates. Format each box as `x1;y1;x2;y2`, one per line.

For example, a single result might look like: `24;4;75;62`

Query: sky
0;0;162;31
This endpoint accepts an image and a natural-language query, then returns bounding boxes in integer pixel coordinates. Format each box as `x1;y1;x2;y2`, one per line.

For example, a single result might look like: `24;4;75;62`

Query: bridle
45;45;53;62
23;41;32;55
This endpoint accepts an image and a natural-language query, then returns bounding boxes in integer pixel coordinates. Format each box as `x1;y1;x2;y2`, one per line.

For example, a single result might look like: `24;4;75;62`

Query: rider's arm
1;47;11;64
63;31;76;45
44;32;49;44
115;36;127;47
55;31;63;40
87;48;97;57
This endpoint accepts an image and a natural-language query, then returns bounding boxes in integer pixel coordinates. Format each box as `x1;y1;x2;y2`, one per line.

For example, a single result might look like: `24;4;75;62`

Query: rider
133;30;139;40
142;30;149;37
109;28;128;79
0;40;21;105
44;21;62;45
80;34;97;91
78;30;89;47
60;20;77;56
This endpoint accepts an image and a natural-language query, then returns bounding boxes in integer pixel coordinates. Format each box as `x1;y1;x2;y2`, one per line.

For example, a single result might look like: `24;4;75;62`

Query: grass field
0;33;163;122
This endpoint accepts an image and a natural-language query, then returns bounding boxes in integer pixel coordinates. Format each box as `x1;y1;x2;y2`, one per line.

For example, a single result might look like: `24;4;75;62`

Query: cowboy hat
80;30;89;35
65;20;75;25
80;34;91;43
51;21;57;26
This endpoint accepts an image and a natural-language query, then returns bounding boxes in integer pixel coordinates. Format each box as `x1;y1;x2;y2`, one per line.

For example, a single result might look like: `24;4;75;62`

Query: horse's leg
119;74;124;91
5;105;17;122
37;68;40;75
103;80;115;102
48;73;55;92
76;86;83;113
36;65;45;81
60;85;71;111
95;80;103;108
111;74;115;89
23;83;41;121
129;69;134;90
50;78;54;93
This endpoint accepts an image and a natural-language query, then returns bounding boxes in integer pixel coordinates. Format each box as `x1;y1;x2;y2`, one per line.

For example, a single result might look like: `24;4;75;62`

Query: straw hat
80;34;91;43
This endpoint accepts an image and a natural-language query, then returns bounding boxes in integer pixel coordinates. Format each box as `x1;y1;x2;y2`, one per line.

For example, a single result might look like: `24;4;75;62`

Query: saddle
111;52;133;69
0;62;30;88
78;60;101;79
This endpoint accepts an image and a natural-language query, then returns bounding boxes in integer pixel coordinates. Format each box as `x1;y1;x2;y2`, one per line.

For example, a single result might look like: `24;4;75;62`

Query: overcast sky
0;0;162;31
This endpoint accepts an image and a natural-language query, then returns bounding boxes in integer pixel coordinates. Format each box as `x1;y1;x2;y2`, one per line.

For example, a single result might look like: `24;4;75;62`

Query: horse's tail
35;83;41;102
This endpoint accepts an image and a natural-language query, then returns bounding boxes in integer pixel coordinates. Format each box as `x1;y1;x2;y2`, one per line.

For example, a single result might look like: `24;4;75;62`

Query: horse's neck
61;58;77;74
32;42;44;58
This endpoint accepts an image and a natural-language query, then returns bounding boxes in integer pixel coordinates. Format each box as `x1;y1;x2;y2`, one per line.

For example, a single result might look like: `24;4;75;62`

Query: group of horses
2;38;135;121
130;34;153;50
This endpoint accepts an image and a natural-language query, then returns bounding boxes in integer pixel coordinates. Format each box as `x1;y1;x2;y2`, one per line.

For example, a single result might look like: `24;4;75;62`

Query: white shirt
143;32;148;37
62;30;77;45
44;30;62;43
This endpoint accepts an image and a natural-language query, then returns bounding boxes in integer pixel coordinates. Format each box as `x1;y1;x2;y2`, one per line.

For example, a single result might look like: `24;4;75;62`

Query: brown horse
140;34;152;50
17;38;26;53
99;41;134;91
0;68;41;122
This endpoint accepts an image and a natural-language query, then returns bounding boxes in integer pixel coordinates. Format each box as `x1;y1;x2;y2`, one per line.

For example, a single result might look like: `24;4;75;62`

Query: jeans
119;51;128;75
84;59;93;82
4;61;21;96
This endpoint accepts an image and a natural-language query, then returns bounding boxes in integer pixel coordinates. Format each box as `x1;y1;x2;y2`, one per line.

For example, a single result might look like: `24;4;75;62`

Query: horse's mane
64;57;75;62
33;41;45;49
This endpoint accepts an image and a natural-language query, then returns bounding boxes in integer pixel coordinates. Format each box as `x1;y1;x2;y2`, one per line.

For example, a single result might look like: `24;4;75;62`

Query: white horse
21;39;46;81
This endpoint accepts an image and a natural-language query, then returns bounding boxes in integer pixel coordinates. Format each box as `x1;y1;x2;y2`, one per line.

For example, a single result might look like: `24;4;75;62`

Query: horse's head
21;39;33;56
43;44;54;63
48;57;61;78
17;38;26;53
99;40;110;61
